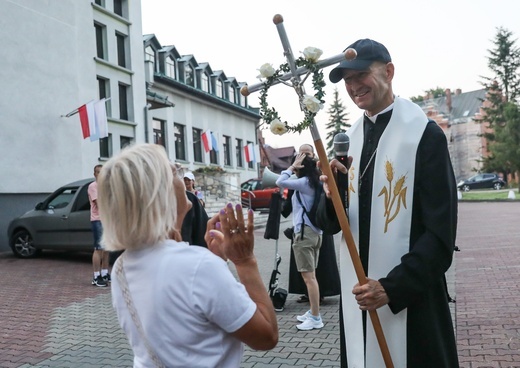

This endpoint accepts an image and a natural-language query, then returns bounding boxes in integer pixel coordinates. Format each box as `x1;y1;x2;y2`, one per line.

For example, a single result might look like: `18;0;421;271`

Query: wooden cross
241;14;394;368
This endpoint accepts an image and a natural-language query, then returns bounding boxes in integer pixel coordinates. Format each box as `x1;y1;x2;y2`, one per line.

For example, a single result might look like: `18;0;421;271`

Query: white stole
340;97;428;368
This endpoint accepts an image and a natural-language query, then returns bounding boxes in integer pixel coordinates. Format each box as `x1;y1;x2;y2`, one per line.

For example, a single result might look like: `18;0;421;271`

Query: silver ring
230;228;240;234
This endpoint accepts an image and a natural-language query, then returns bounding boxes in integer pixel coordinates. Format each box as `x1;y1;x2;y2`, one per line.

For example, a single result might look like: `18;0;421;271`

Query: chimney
445;88;452;113
455;88;462;95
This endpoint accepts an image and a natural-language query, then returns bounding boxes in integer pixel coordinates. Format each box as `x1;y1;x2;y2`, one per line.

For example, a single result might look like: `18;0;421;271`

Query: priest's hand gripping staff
241;14;394;368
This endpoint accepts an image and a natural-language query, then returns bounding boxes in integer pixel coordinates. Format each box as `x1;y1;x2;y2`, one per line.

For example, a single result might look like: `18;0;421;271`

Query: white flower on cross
257;63;276;79
257;46;326;134
302;94;323;113
269;118;288;135
302;47;323;62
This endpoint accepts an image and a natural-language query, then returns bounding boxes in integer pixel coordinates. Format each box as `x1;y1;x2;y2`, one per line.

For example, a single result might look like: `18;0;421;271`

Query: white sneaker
296;310;312;322
296;316;324;330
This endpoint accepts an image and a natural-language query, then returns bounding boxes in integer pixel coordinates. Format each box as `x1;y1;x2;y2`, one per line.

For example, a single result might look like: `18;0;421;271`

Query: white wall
0;0;99;192
0;0;146;193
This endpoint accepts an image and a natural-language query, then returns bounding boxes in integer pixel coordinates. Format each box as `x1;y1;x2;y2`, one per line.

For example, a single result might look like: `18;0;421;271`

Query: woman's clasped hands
204;203;255;264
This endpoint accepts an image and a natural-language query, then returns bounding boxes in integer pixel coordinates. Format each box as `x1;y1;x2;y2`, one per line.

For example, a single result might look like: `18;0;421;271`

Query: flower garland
257;47;326;135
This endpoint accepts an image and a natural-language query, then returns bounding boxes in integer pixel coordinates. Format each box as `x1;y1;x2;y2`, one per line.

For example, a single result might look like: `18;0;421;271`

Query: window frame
165;56;176;79
174;123;186;161
192;128;203;163
118;83;129;121
115;31;127;68
236;138;243;168
223;135;231;166
99;133;113;159
228;85;236;103
153;119;166;148
201;73;210;92
246;141;254;169
185;64;194;86
94;22;106;60
216;80;223;98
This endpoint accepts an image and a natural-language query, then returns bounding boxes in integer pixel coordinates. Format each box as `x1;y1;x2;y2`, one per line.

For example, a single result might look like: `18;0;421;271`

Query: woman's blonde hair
97;143;177;251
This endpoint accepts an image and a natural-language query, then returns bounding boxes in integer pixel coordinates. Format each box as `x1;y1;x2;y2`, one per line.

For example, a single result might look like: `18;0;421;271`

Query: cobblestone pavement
0;201;518;367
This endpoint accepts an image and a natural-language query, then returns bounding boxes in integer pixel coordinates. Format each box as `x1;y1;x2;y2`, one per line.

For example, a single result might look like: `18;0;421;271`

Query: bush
194;166;226;174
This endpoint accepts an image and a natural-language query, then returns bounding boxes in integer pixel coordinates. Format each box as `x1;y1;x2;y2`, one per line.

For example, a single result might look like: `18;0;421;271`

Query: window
118;83;128;120
210;133;218;164
153;119;165;148
95;0;104;6
94;23;106;59
48;188;77;210
165;56;175;78
202;73;209;92
72;185;90;212
113;0;126;17
247;141;254;169
210;151;218;164
185;64;194;86
236;138;243;167
99;134;112;158
223;135;231;166
97;77;108;99
116;32;127;68
216;80;223;98
97;77;110;116
174;123;186;161
228;86;236;103
193;128;203;163
120;136;133;149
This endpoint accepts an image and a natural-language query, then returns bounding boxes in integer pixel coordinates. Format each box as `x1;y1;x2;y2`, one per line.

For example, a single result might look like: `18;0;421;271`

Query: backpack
295;183;323;230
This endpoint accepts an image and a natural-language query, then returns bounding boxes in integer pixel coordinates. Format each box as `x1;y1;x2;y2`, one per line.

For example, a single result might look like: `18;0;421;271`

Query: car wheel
10;229;40;258
462;185;470;192
493;183;502;190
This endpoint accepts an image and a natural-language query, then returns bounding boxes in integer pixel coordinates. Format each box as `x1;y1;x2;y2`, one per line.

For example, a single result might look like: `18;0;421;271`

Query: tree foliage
410;87;446;103
481;27;520;103
325;88;350;158
479;27;520;185
487;102;520;174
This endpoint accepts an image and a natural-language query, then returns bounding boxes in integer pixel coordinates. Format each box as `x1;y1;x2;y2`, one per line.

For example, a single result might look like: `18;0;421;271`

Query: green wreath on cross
257;47;326;135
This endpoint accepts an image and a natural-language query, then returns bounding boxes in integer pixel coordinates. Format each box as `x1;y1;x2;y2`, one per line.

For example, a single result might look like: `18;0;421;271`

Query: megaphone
262;167;281;188
262;167;297;188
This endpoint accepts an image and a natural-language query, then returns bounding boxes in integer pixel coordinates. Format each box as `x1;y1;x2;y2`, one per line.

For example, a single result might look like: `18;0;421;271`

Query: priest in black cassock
318;39;459;367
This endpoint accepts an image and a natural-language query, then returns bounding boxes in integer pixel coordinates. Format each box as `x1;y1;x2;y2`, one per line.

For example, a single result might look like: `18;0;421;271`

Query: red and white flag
94;99;108;139
77;99;108;141
201;130;212;153
244;143;256;163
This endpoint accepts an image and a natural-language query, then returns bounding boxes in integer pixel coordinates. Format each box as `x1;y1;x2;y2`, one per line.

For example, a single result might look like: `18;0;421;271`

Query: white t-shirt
111;240;257;368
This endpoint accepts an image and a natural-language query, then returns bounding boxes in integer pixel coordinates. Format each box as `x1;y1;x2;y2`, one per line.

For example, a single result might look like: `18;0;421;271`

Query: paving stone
0;202;519;367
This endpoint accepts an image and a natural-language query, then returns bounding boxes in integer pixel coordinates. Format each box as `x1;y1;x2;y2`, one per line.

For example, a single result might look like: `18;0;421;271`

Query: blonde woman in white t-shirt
97;143;278;367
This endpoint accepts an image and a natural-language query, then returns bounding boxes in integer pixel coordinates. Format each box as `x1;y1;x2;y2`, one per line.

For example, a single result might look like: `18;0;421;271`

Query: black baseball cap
329;39;392;83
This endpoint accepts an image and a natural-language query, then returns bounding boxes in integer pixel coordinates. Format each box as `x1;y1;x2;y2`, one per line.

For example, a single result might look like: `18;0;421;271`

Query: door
67;184;94;249
32;187;77;247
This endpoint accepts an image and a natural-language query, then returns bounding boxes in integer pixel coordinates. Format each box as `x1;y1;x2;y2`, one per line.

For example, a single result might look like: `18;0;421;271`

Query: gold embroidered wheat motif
348;166;356;203
377;160;407;233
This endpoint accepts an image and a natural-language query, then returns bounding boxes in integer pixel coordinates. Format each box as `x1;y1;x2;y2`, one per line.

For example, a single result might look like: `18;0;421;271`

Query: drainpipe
144;103;151;143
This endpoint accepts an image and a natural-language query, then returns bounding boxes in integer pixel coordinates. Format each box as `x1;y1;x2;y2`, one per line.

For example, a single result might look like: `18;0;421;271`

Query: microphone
333;132;350;165
333;132;350;208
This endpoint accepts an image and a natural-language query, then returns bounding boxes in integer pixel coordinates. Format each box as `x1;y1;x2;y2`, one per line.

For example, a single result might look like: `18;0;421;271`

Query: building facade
417;88;488;182
0;0;259;251
142;34;260;191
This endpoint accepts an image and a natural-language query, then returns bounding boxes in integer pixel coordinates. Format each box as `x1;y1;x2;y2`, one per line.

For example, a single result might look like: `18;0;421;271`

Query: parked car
457;173;506;191
241;179;286;210
8;178;94;258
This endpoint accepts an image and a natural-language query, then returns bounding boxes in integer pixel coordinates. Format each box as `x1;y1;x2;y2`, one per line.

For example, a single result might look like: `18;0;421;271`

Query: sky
141;0;520;151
